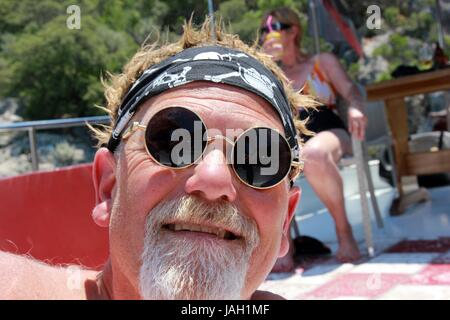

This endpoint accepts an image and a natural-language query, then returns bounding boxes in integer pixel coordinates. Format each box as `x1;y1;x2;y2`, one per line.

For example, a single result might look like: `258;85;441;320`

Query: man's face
94;82;300;299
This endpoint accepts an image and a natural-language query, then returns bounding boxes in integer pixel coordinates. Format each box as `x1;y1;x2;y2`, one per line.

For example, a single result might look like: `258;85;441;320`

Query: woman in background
260;7;367;272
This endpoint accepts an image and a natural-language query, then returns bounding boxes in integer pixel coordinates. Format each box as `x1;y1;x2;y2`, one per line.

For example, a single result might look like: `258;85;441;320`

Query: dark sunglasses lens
260;23;290;35
145;107;207;168
271;23;289;31
271;23;282;31
232;128;291;188
279;23;291;30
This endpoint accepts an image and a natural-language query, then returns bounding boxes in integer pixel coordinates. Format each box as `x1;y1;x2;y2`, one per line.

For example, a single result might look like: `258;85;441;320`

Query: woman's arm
318;53;367;140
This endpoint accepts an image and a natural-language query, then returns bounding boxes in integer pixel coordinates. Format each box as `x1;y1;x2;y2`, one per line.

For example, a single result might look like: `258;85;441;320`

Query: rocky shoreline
0;99;98;178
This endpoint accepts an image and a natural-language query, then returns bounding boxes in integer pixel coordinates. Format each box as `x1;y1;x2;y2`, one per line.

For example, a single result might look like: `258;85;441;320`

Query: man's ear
279;186;301;257
92;147;116;228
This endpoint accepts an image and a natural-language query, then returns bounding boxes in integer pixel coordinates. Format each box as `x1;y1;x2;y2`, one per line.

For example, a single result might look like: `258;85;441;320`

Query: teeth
200;226;215;235
217;230;226;238
167;223;235;239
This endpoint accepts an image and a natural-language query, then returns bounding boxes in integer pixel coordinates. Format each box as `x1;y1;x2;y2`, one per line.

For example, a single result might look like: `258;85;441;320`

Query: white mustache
149;195;259;245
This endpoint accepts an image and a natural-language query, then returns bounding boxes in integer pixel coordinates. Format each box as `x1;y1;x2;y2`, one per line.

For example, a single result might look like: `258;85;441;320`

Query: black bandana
107;45;300;161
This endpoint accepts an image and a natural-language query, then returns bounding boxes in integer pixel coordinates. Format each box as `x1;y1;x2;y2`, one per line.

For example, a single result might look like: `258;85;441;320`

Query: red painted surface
296;273;411;299
411;264;450;285
280;240;450;299
0;164;108;269
323;0;363;58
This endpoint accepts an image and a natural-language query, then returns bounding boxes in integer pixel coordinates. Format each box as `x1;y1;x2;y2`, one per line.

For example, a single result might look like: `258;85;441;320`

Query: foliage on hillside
0;0;448;119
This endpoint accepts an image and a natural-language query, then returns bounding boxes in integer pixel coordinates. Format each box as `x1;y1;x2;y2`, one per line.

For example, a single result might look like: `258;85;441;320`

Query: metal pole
208;0;216;40
353;138;375;257
28;127;39;171
435;0;445;49
309;0;321;55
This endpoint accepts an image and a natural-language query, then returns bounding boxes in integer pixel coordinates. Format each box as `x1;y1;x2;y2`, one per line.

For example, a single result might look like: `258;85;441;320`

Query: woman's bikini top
302;57;337;109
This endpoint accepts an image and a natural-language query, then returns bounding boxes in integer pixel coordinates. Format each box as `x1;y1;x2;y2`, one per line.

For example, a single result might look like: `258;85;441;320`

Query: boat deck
260;164;450;299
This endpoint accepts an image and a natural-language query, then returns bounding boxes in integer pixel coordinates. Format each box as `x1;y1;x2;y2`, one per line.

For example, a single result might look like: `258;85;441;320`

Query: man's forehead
134;82;284;131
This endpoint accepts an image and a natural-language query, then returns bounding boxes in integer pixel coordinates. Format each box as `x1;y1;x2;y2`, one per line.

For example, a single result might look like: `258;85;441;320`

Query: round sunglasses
260;22;291;35
122;106;303;189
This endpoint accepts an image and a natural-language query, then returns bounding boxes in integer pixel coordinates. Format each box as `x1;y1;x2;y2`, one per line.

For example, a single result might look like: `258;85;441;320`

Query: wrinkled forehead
133;82;285;133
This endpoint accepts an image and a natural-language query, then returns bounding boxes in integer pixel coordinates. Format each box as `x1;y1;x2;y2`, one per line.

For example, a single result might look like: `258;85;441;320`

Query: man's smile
162;222;240;240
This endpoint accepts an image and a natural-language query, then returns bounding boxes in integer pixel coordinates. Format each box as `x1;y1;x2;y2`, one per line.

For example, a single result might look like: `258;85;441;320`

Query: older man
0;20;313;300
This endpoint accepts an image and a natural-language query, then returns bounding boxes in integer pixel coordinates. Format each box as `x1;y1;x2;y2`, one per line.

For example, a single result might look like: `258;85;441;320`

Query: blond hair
260;7;303;47
90;18;315;148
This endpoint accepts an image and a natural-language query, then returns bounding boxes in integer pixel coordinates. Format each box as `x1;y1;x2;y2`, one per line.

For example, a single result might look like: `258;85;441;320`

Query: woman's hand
347;106;367;141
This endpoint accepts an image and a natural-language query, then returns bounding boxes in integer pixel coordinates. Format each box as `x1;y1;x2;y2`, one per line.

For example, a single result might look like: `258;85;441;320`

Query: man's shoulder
0;250;96;299
251;290;285;300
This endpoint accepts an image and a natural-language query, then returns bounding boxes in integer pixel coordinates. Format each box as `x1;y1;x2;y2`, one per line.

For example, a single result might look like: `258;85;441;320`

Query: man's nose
185;148;237;202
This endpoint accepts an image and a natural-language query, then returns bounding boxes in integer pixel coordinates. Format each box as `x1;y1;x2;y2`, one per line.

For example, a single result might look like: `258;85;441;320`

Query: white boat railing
0;116;110;171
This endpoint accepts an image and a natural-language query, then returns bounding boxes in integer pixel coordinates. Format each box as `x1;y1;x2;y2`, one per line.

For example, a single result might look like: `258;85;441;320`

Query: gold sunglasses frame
121;106;304;189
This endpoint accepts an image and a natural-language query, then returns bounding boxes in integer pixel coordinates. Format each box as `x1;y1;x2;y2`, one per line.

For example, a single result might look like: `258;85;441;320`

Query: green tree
2;16;137;119
1;0;448;120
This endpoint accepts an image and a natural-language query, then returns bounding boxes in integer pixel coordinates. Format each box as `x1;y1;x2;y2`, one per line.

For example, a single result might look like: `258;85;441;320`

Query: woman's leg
301;129;360;262
271;128;359;272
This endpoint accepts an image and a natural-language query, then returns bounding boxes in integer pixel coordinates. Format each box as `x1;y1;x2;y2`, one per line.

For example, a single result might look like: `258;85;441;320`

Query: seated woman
260;7;368;271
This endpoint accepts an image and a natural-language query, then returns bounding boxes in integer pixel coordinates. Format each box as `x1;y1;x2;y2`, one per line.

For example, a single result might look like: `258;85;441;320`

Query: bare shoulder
0;251;96;299
317;52;341;68
251;290;286;300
